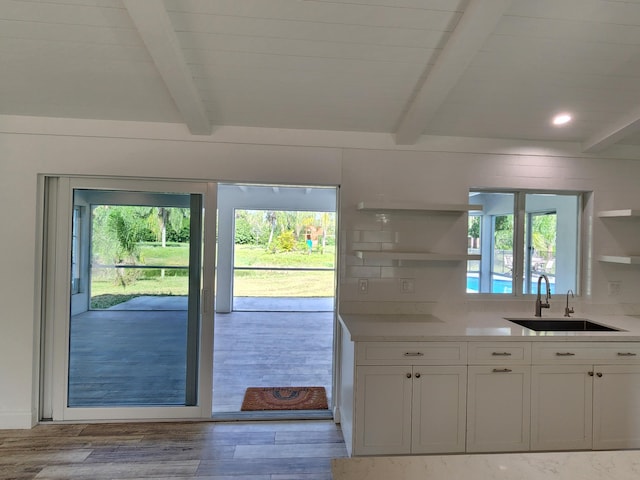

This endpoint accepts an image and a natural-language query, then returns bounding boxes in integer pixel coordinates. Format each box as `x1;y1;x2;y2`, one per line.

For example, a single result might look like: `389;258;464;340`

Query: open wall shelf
597;208;640;264
597;209;640;218
357;201;482;214
598;255;640;265
354;250;481;262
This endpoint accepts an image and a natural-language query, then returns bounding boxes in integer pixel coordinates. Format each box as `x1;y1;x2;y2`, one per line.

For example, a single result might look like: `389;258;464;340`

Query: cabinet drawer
356;342;467;365
532;342;640;364
468;342;531;365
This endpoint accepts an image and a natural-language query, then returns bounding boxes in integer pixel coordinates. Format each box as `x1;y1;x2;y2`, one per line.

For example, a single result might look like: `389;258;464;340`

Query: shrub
276;230;296;252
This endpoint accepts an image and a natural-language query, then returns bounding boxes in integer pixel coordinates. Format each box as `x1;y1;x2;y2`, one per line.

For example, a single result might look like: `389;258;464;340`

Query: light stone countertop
339;311;640;342
331;450;640;480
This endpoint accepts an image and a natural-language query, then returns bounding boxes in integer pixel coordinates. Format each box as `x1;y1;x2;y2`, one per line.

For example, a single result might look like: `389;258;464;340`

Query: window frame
468;189;582;296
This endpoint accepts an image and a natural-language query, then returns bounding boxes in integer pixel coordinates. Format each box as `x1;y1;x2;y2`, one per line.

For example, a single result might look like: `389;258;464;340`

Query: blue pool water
466;276;555;294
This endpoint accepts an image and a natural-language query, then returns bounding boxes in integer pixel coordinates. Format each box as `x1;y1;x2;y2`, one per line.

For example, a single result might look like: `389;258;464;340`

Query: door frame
40;176;217;422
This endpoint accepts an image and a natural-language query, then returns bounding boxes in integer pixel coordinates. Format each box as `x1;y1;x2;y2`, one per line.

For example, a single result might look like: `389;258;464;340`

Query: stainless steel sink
504;317;622;332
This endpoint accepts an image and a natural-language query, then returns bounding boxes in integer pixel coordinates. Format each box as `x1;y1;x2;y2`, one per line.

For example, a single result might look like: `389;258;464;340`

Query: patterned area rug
241;386;328;411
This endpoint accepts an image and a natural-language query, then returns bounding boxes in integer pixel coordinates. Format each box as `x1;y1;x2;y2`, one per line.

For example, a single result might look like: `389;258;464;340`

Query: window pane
524;193;578;295
493;214;513;294
467;192;514;293
467;215;481;293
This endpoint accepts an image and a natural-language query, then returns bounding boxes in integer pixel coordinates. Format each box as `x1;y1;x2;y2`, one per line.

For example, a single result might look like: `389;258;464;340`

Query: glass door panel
67;189;202;407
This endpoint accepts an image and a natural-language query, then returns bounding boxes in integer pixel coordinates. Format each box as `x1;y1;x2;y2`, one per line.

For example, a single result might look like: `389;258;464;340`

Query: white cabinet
466;365;531;452
355;365;467;455
531;343;640;451
411;366;467;454
354;365;412;455
531;365;593;451
593;365;640;449
347;341;467;456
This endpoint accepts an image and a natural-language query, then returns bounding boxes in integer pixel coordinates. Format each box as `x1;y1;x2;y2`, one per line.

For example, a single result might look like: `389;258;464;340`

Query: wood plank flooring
213;309;334;414
67;297;334;414
0;420;347;479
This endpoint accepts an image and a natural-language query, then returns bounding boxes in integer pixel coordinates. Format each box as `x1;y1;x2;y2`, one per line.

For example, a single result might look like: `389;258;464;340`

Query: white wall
2;116;640;428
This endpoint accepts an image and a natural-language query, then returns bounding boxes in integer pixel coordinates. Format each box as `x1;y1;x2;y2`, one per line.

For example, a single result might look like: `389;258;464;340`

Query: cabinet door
466;365;531;453
593;365;640;450
354;365;412;455
531;365;593;451
412;366;467;454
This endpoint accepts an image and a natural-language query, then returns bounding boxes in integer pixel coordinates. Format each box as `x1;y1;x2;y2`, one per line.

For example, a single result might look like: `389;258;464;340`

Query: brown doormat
241;386;328;411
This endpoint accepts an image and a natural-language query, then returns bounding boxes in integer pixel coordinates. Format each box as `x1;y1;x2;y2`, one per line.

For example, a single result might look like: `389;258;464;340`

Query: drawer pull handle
555;352;576;356
618;352;637;356
492;368;513;373
492;352;512;356
404;352;424;357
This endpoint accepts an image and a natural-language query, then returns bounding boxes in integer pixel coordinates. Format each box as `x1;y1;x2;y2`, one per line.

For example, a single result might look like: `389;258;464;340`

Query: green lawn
234;244;335;268
91;243;336;308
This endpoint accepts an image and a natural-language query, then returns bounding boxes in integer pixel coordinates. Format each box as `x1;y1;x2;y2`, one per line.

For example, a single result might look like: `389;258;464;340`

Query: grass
91;243;336;308
234;244;336;268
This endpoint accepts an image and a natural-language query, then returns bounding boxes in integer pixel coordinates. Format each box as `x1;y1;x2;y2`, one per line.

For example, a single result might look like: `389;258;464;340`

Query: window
467;191;580;295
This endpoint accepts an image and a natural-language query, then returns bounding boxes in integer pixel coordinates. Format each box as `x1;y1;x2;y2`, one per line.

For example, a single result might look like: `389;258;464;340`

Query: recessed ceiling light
552;113;572;126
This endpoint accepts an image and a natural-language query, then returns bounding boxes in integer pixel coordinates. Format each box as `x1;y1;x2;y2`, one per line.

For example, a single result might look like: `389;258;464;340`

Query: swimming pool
466;276;555;294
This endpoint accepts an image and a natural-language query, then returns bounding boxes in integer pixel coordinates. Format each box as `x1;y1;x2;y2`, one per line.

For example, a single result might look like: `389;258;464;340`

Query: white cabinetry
466;343;531;452
337;322;640;457
349;341;467;456
531;342;640;451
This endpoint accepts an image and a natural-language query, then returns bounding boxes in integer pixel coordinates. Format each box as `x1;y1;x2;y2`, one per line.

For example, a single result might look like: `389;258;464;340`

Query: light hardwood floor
0;420;347;479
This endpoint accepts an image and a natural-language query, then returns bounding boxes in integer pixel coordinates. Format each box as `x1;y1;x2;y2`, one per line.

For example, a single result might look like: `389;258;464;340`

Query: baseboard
0;410;36;429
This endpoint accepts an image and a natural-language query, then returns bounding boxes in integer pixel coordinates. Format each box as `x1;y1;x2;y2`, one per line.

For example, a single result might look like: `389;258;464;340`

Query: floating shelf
597;209;640;218
357;201;482;214
354;250;481;262
598;255;640;265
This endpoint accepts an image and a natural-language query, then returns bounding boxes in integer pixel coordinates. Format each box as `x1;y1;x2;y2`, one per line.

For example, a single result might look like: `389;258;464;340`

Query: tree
494;215;514;251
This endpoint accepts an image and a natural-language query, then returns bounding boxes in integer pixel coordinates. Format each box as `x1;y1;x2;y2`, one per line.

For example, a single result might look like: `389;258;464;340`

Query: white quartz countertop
339;311;640;342
332;450;640;480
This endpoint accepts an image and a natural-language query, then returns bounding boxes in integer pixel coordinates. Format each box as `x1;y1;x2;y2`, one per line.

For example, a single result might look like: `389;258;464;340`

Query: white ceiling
4;0;640;150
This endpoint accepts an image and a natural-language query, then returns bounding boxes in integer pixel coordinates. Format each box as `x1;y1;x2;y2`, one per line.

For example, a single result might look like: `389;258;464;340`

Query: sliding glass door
42;177;216;421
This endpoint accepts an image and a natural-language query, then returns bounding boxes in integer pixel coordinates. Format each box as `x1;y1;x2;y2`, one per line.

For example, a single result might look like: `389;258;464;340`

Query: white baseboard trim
0;410;37;429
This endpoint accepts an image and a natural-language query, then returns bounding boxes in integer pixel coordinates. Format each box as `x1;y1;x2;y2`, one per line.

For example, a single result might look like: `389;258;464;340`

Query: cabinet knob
588;371;594;376
597;372;603;377
492;352;512;356
555;352;576;356
617;352;637;356
415;373;421;378
492;368;513;373
406;373;412;379
404;352;424;357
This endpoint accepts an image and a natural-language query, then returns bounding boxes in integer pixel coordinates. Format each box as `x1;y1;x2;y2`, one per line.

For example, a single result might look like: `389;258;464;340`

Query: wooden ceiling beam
123;0;211;135
394;0;511;145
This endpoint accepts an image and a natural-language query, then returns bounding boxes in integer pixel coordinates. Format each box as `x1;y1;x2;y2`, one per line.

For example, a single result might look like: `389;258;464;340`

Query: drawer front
468;342;531;365
532;342;640;364
356;342;467;365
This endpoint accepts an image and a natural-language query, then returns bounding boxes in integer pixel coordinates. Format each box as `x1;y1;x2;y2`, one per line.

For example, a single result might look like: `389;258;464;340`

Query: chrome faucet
535;274;551;317
564;289;575;317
